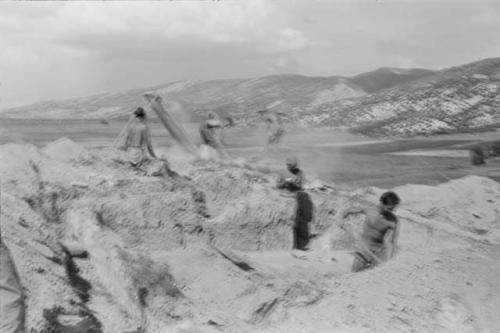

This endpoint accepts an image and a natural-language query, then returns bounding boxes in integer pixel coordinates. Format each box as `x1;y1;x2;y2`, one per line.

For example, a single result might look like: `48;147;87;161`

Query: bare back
361;207;397;250
125;121;155;158
126;122;147;148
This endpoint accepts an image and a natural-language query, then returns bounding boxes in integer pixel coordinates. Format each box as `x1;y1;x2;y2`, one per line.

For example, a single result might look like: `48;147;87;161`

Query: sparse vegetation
2;58;498;137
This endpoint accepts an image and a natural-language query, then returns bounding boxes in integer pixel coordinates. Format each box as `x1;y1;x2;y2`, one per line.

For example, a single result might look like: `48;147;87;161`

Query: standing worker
278;157;313;251
199;112;230;159
469;144;486;166
258;109;284;153
277;157;303;192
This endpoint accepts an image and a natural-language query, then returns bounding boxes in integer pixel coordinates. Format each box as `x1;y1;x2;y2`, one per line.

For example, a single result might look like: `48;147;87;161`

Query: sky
1;0;499;108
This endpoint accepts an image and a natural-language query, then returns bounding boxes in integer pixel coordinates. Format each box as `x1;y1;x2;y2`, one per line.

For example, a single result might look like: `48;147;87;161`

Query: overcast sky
1;0;499;108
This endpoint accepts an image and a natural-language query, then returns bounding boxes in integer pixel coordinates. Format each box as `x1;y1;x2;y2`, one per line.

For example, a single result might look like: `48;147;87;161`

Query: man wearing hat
278;157;312;250
278;157;303;192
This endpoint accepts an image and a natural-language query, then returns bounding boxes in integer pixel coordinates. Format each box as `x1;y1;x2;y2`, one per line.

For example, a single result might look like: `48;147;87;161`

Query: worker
469;144;486;165
278;157;312;250
341;191;401;272
119;107;157;168
258;109;284;152
277;157;303;192
199;112;229;159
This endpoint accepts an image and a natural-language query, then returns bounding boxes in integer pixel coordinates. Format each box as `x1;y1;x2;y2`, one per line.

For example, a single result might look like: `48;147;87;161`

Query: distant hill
0;75;365;122
351;67;435;93
305;58;500;136
1;57;499;137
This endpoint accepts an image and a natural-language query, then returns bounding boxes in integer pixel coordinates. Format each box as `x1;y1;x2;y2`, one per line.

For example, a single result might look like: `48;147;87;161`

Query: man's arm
380;219;399;261
388;220;401;258
145;126;156;158
287;170;303;191
342;206;366;219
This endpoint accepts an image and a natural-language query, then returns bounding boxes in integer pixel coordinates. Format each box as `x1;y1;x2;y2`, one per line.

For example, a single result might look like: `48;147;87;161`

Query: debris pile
1;139;499;332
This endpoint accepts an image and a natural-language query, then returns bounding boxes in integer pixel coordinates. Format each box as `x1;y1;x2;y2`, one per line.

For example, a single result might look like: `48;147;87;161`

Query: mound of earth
1;139;499;332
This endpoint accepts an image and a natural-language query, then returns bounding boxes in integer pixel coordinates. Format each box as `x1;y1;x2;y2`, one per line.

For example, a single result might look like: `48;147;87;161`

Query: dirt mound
1;139;500;332
395;175;500;243
42;137;95;164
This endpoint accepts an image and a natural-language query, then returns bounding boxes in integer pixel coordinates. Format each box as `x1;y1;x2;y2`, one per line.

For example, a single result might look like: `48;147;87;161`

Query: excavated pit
1;138;500;333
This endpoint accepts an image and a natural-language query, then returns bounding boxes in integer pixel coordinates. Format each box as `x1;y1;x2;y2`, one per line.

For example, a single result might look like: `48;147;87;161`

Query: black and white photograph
1;0;499;332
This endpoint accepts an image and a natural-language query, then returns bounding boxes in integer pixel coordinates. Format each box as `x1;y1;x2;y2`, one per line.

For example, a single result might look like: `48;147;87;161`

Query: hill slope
1;58;499;137
0;75;365;122
307;58;500;136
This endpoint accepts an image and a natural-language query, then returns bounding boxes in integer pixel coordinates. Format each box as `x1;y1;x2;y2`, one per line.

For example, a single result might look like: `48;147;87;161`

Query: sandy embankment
1;138;499;333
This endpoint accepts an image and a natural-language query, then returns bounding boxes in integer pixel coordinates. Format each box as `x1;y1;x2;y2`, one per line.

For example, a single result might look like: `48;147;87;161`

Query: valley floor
1;118;499;188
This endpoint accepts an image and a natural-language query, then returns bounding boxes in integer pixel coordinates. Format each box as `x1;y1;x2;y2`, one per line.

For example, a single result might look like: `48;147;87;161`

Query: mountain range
1;57;499;137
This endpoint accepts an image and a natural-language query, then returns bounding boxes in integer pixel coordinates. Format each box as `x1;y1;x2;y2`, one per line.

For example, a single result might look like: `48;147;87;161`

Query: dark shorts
351;245;383;272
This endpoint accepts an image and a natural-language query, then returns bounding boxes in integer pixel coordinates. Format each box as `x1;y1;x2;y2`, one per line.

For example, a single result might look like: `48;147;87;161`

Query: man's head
379;191;400;211
286;156;299;172
134;107;146;119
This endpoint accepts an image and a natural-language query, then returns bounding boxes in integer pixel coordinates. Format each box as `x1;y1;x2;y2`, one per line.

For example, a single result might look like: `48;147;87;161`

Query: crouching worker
277;157;313;251
342;191;401;272
115;108;171;176
121;107;157;168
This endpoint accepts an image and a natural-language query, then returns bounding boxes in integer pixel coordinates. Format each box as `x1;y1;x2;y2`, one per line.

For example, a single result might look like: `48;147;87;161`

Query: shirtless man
121;107;157;167
342;191;401;272
258;109;284;152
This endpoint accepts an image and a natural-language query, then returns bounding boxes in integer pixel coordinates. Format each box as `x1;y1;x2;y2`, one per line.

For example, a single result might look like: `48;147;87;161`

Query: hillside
307;58;500;136
0;75;365;122
0;68;435;122
1;58;500;137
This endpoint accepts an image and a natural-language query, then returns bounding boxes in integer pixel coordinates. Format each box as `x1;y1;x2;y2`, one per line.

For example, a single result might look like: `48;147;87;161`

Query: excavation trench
4;140;499;333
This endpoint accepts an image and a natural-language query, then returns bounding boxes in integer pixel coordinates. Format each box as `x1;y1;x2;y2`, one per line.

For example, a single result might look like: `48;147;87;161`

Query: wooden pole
144;94;197;154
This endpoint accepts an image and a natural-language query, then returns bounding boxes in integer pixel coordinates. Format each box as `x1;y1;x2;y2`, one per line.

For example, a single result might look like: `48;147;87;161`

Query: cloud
396;57;418;69
1;0;500;108
270;57;300;74
50;1;322;55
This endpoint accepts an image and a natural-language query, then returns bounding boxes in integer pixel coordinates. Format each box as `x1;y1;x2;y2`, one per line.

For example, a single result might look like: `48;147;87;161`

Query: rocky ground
1;138;500;333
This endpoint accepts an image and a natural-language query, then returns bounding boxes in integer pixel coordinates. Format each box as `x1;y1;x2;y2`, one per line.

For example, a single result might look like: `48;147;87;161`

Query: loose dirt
1;138;499;332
